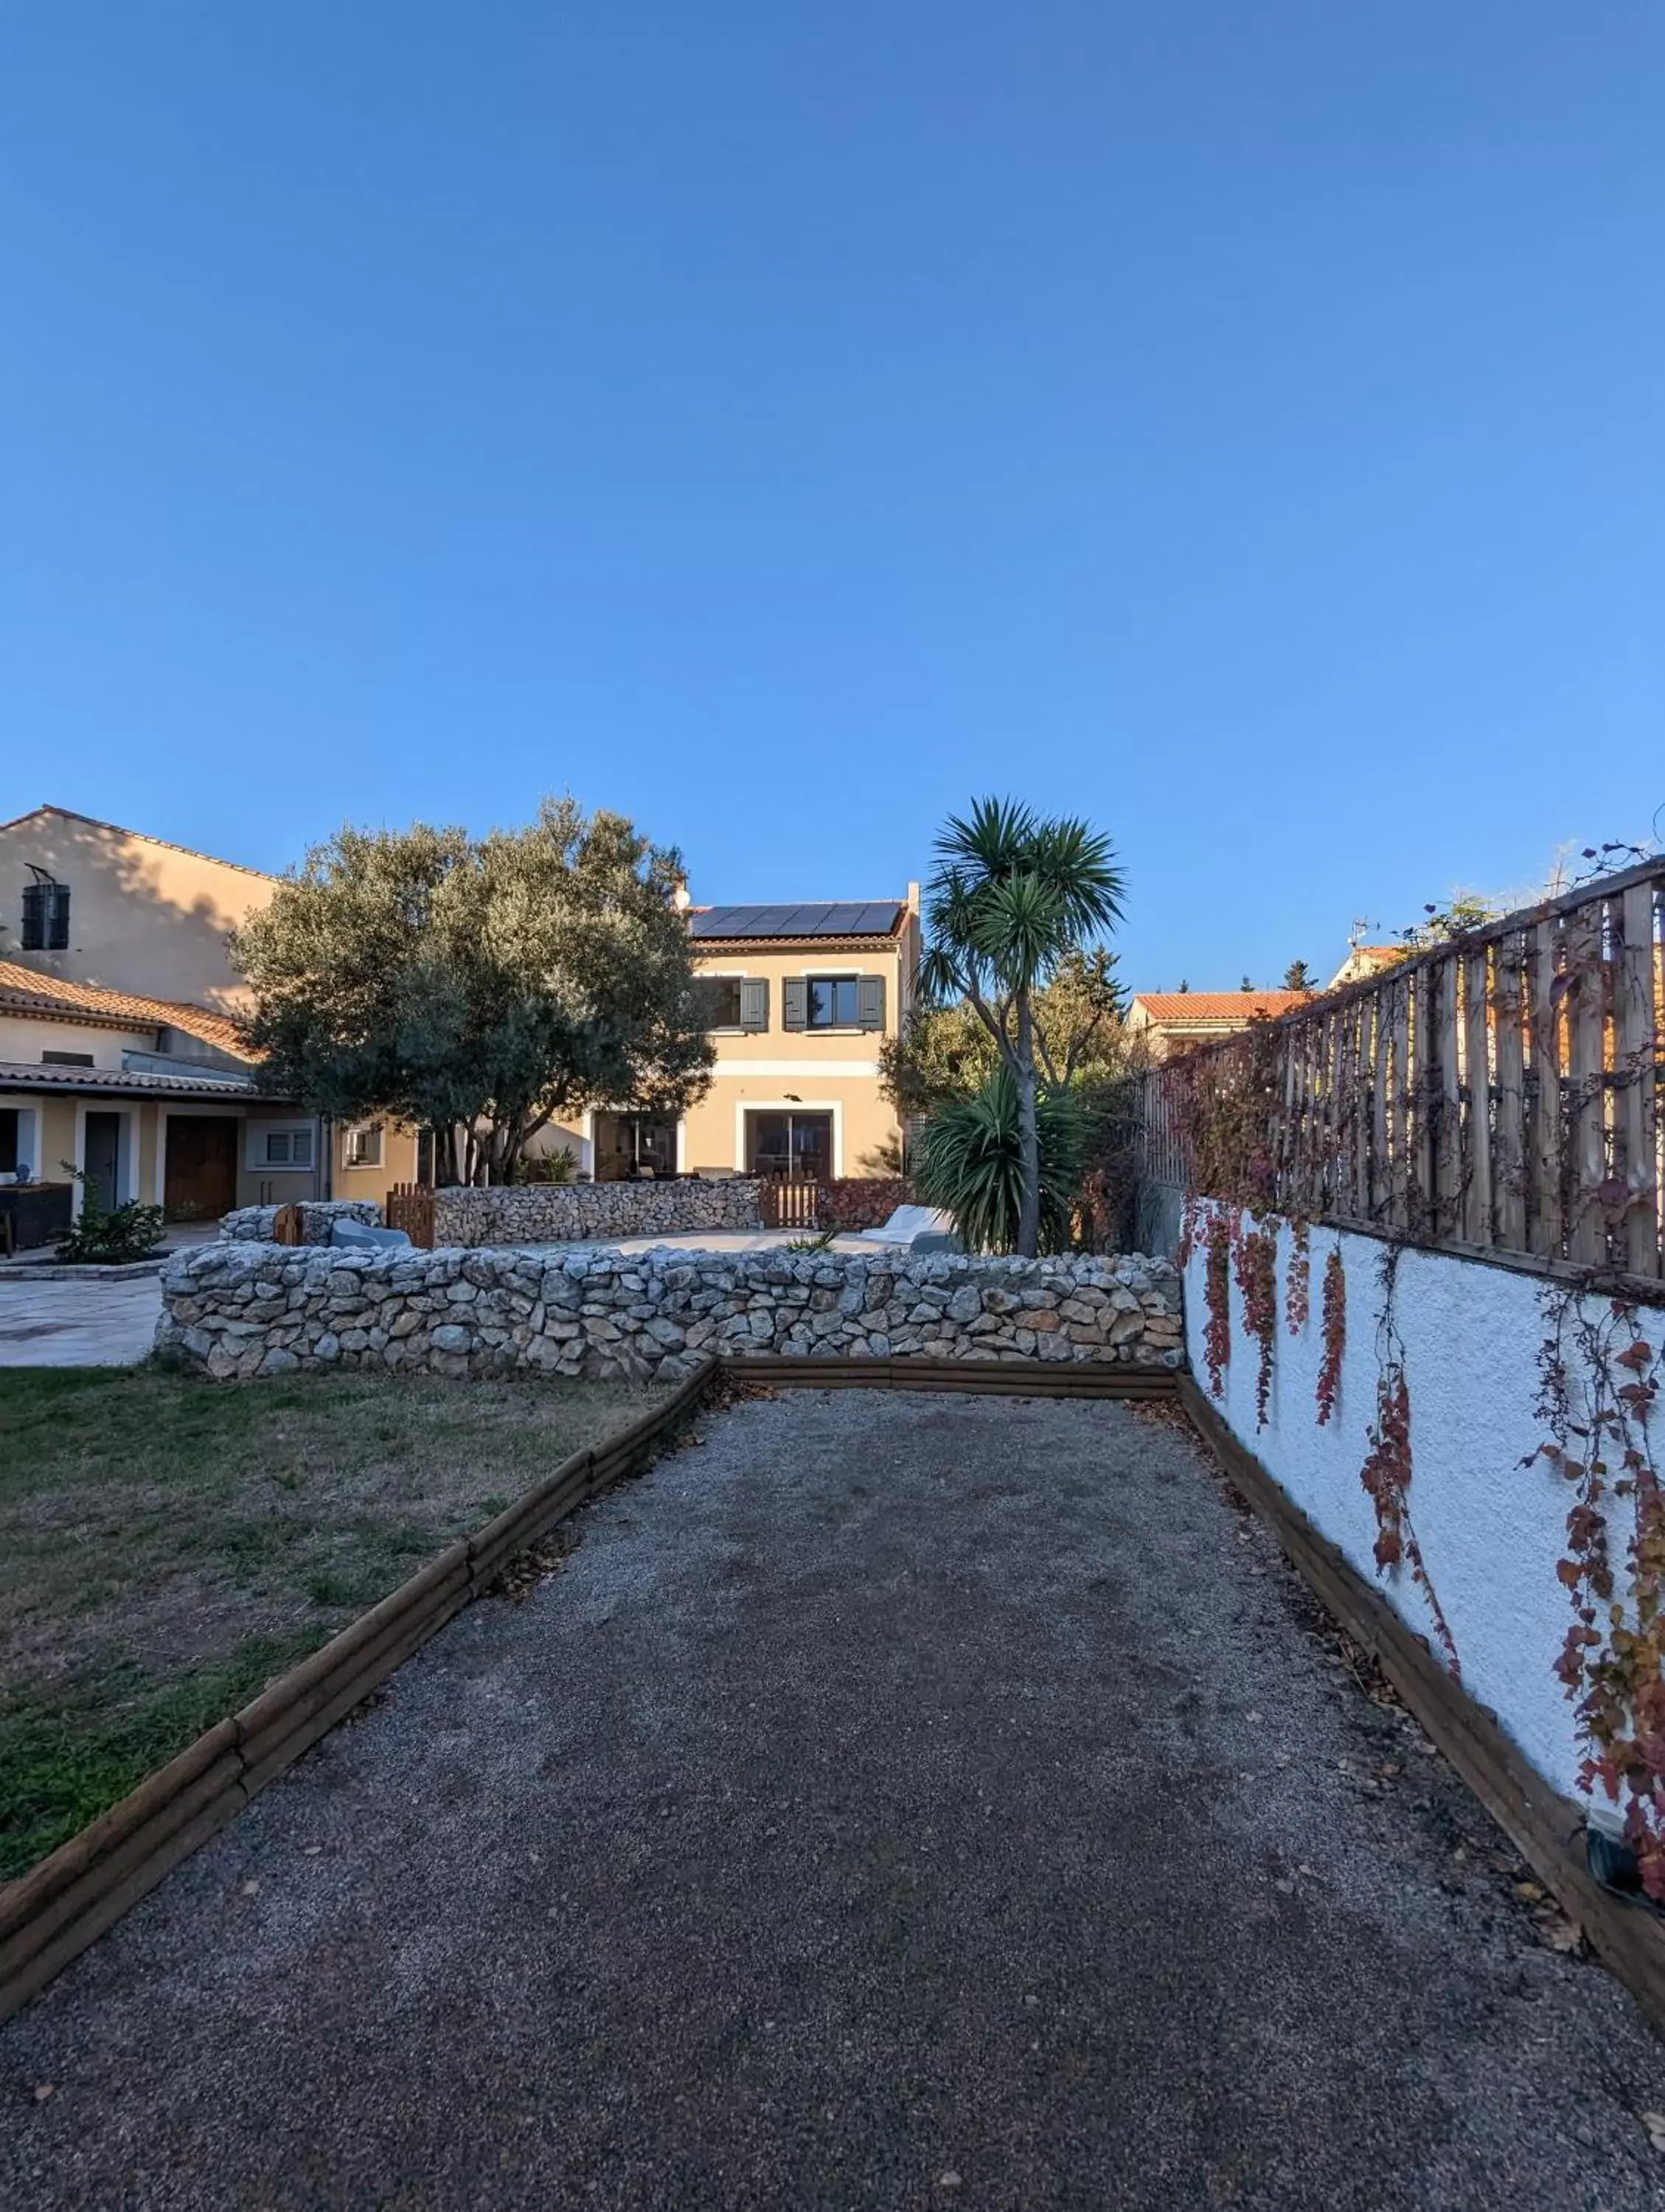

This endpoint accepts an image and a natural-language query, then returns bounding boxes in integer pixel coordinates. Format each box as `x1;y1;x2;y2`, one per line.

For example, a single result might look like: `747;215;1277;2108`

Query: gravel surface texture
4;1387;1665;2210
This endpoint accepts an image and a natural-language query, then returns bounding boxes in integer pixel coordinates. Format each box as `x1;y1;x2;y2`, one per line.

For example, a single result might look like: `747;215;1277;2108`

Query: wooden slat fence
1143;857;1664;1291
386;1183;436;1249
758;1177;821;1232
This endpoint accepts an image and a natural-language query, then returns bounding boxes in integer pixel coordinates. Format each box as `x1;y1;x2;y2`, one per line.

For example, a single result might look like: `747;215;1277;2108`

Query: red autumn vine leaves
1316;1249;1346;1426
1185;1200;1459;1675
1531;1295;1665;1898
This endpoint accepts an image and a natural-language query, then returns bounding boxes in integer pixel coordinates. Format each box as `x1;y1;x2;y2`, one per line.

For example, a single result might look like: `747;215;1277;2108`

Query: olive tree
234;797;713;1183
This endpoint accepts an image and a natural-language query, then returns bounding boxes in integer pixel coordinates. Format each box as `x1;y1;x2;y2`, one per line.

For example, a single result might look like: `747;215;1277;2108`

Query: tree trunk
1015;991;1041;1259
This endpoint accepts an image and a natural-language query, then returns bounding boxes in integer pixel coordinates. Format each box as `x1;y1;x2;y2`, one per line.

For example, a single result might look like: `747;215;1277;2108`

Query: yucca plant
912;1069;1085;1254
919;798;1126;1256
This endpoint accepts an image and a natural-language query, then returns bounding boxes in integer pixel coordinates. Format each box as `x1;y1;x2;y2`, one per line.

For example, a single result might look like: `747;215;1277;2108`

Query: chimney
672;877;692;914
906;880;920;915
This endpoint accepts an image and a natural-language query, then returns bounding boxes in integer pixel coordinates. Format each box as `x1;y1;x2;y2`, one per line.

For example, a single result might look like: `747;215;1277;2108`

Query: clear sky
2;3;1660;990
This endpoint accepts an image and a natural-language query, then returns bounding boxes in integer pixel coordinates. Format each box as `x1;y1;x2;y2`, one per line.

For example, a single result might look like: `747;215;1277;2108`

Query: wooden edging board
1176;1374;1665;2034
0;1355;721;2026
722;1354;1178;1401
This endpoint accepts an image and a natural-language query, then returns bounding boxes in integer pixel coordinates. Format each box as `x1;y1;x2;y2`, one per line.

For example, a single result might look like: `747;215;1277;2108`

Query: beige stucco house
0;807;411;1223
555;893;921;1183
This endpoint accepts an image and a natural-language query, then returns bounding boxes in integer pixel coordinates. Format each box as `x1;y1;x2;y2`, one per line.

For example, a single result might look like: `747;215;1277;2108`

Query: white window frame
343;1121;384;1169
245;1119;316;1173
735;1099;844;1178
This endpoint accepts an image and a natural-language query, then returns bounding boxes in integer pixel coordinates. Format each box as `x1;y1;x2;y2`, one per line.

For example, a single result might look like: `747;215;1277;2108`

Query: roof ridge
0;804;277;882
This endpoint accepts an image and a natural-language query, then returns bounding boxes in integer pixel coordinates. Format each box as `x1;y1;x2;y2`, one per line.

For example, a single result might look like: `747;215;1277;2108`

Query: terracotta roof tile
1131;991;1313;1022
0;961;252;1058
0;1059;257;1097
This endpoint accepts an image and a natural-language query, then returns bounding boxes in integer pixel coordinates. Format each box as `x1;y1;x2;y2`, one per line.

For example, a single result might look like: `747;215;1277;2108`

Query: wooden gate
759;1177;821;1231
386;1183;436;1248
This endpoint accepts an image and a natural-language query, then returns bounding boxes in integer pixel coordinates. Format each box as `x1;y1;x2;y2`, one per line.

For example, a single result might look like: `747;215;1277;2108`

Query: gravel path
4;1388;1665;2210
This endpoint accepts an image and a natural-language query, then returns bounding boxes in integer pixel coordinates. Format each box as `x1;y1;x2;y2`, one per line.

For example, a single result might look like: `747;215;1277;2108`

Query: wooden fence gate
385;1183;436;1248
758;1177;821;1231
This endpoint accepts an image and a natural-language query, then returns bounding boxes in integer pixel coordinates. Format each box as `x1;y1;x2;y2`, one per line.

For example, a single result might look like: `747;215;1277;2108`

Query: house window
695;975;768;1032
344;1124;383;1169
808;976;860;1028
698;977;745;1030
248;1121;316;1171
41;1051;95;1068
21;873;70;952
0;1109;17;1175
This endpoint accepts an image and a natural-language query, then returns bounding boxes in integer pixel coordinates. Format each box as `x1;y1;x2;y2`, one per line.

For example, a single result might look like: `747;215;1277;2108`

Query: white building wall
1181;1207;1665;1814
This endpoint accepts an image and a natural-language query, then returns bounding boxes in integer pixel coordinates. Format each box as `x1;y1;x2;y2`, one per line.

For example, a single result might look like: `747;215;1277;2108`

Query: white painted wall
1181;1206;1665;1815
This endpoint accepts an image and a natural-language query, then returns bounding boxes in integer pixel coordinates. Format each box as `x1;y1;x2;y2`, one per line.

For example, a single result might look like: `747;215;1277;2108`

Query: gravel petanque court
4;1388;1665;2211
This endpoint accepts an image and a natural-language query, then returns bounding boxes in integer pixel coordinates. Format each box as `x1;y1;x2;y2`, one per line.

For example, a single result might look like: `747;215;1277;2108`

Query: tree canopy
234;797;713;1183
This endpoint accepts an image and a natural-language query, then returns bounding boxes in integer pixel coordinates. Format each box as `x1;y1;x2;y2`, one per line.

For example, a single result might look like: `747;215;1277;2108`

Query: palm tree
919;798;1127;1258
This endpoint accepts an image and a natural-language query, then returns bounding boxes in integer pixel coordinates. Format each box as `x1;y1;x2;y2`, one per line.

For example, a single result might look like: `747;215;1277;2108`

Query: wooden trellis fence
1143;856;1664;1290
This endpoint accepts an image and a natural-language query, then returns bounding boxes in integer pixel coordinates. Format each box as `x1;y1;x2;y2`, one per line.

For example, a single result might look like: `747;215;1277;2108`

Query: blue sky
1;3;1660;990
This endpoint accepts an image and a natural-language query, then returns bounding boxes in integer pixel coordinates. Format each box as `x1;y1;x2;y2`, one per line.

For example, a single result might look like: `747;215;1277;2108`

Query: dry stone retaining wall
220;1200;382;1242
428;1178;764;1246
159;1244;1183;1383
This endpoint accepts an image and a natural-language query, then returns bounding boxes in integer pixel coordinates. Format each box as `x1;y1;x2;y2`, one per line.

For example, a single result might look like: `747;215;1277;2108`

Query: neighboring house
0;807;415;1218
1127;989;1313;1060
556;891;922;1182
0;961;323;1220
1327;944;1406;990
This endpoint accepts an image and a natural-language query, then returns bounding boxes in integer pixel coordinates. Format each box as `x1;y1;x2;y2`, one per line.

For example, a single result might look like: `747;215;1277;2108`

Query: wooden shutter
740;978;769;1032
783;978;807;1031
858;975;886;1032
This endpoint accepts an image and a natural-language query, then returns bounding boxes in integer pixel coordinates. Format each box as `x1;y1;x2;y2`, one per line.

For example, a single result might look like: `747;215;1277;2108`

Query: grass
0;1365;672;1880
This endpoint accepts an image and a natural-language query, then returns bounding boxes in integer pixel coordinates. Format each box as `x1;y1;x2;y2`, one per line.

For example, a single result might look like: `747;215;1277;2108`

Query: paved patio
0;1275;161;1366
4;1388;1664;2209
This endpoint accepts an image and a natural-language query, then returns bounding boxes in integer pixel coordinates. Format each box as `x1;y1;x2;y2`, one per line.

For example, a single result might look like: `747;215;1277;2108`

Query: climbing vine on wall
1202;1206;1234;1398
1285;1219;1311;1335
1528;1287;1665;1896
1358;1245;1461;1679
1316;1246;1346;1425
1233;1217;1280;1427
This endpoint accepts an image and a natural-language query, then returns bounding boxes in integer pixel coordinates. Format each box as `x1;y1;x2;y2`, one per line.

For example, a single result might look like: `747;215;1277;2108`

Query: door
594;1112;679;1180
83;1111;123;1209
745;1110;833;1182
164;1116;240;1222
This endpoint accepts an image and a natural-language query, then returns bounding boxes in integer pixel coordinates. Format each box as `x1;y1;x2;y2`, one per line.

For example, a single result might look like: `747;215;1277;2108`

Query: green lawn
0;1366;670;1881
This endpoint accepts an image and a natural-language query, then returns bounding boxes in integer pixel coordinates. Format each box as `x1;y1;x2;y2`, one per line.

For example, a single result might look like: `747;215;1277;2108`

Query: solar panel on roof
688;900;902;939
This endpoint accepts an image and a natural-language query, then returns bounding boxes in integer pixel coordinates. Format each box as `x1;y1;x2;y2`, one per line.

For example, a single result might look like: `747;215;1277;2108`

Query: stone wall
816;1178;909;1231
220;1200;382;1243
428;1178;764;1247
159;1244;1183;1383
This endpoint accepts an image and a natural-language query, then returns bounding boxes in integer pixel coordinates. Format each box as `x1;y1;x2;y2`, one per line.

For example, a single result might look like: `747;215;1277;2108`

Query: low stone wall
220;1200;382;1243
816;1177;909;1231
428;1178;764;1247
159;1244;1183;1383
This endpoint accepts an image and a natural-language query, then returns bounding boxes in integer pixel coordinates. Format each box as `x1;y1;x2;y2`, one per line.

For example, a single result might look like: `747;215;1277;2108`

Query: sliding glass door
745;1110;833;1181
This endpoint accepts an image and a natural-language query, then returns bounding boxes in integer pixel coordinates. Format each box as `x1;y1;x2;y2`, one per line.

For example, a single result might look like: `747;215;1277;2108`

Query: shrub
911;1071;1084;1254
510;1147;579;1186
54;1165;167;1265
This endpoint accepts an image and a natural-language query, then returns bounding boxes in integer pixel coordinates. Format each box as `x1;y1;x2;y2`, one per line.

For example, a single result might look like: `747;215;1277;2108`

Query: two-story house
571;892;921;1182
